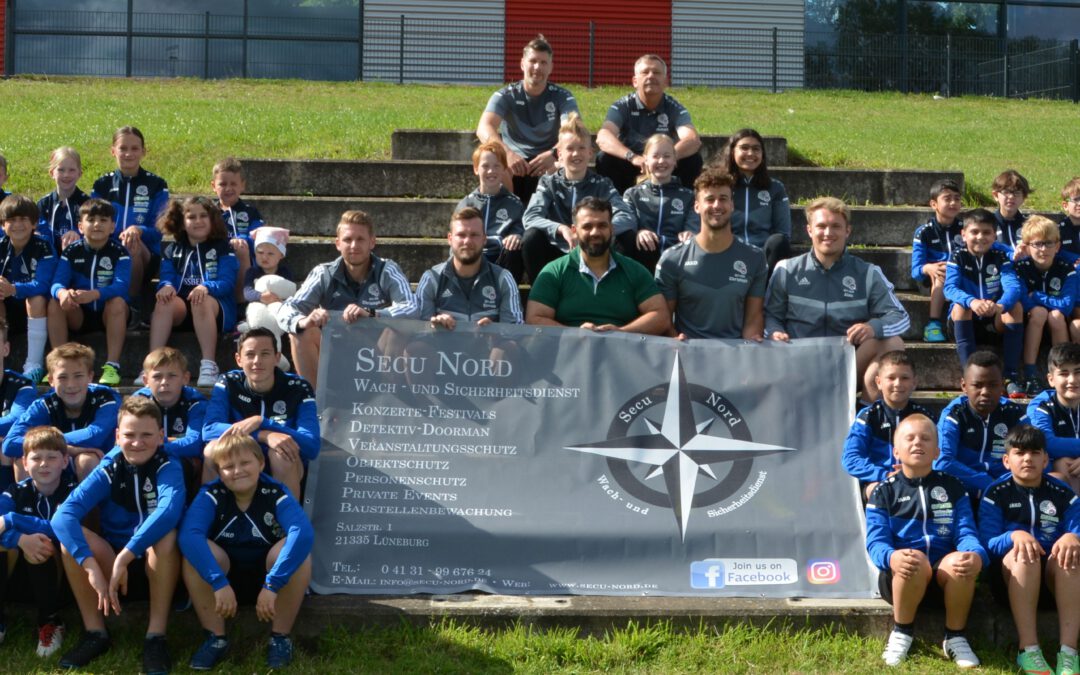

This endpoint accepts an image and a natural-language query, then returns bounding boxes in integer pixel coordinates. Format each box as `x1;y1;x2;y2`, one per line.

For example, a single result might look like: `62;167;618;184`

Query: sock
1063;645;1078;656
24;317;47;371
1023;644;1042;653
1003;323;1023;376
892;621;914;637
145;631;164;640
105;361;120;370
1024;363;1037;379
944;627;965;640
928;317;942;325
954;319;976;366
89;629;108;638
271;631;289;639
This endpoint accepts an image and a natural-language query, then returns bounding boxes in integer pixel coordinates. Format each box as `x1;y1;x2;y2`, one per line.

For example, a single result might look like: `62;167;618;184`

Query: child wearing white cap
239;227;295;370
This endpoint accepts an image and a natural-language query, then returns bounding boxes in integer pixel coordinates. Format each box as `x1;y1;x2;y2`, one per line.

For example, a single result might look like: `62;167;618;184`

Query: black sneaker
1024;378;1044;399
143;635;171;675
59;631;111;669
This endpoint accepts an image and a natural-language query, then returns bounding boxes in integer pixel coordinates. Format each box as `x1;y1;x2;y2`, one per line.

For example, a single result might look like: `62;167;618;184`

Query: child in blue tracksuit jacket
978;424;1080;674
91;127;168;306
1027;342;1080;495
0;194;58;378
51;397;184;671
179;434;312;670
1059;177;1080;265
945;208;1025;388
37;147;89;254
991;169;1030;258
910;179;964;342
150;196;238;388
211;157;265;304
134;347;207;462
866;413;987;668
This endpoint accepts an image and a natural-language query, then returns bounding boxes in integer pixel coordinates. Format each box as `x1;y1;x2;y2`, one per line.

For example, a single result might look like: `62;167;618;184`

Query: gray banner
306;318;875;597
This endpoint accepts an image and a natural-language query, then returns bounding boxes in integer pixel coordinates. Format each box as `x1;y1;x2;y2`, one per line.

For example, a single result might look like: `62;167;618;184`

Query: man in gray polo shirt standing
476;35;579;205
656;170;766;341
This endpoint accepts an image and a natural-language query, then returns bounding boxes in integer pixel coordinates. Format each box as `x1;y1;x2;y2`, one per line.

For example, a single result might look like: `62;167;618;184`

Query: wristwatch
625;150;635;162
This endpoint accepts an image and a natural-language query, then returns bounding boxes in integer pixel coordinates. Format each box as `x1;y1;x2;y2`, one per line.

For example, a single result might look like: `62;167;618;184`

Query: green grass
0;76;1075;209
0;615;1035;673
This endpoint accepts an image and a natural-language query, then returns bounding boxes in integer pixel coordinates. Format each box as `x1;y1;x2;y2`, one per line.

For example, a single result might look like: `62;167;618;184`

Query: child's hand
224;415;262;438
119;226;142;250
1009;530;1045;564
970;298;997;318
83;559;111;615
502;234;522;251
889;548;925;579
1051;533;1080;570
430;314;457;331
188;285;209;306
57;288;79;310
0;277;14;299
1013;242;1029;260
17;533;54;563
636;230;659;252
60;230;81;249
256;587;277;622
557;225;577;249
260;291;283;304
266;432;300;463
214;585;238;619
108;548;136;616
230;238;249;256
156;285;176;304
678;231;694;243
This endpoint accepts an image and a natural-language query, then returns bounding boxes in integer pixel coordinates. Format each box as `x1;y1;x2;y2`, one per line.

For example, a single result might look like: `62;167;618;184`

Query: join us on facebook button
690;558;799;589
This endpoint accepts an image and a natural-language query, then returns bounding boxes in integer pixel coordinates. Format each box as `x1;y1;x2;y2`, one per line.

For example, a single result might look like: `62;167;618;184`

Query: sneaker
23;366;45;385
1006;378;1026;399
189;632;228;671
36;621;65;657
1025;378;1045;399
197;360;220;388
1018;647;1053;675
99;363;121;387
267;634;294;669
143;634;171;675
943;635;980;668
923;320;946;343
59;631;111;668
132;371;145;387
882;629;913;667
1058;650;1080;675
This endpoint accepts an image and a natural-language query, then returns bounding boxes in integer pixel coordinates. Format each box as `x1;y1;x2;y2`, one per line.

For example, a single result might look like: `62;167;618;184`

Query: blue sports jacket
842;400;931;483
51;238;131;312
1027;389;1080;460
36;188;89;253
935;395;1028;492
1013;256;1077;313
979;473;1080;558
91;168;168;256
133;385;208;459
944;248;1022;310
3;384;121;459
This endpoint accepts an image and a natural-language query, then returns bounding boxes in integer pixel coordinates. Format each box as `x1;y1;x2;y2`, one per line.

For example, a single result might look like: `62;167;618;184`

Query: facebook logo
690;560;725;589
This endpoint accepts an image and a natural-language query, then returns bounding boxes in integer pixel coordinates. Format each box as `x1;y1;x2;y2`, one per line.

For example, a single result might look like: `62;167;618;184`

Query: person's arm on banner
864;264;909;340
525;264;564;326
415;270;438;321
278;266;330;335
764;262;790;341
496;267;524;324
587;293;669;335
375;260;418;318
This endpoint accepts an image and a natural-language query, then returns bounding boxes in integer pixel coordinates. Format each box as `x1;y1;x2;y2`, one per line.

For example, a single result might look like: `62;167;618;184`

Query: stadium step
241;158;962;206
389;129;790;165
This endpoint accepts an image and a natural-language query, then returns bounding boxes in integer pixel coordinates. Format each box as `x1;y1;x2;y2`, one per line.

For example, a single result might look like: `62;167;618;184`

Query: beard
581;236;612;258
454;248;483;266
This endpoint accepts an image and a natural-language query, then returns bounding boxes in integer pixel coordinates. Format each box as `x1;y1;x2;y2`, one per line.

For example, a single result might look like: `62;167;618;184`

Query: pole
125;0;133;77
204;11;210;79
772;27;778;93
357;0;364;81
588;21;595;88
241;0;248;79
398;14;404;84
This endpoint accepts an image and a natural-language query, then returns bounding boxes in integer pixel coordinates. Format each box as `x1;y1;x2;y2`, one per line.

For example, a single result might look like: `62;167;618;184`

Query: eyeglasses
1028;240;1059;250
1068;197;1080;205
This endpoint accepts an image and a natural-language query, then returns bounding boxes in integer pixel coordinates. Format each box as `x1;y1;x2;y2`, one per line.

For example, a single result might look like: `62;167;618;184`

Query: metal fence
4;5;1080;101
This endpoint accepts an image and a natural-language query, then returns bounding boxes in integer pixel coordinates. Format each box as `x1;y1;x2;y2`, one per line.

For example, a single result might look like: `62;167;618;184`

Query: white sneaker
943;636;979;669
277;354;291;372
132;371;145;387
197;360;220;387
882;629;914;666
36;621;64;657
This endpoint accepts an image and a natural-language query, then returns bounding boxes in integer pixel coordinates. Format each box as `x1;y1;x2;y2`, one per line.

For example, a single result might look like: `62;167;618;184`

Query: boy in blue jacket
52;396;184;673
979;425;1080;675
0;426;77;657
866;414;986;668
1028;342;1080;495
180;434;312;670
911;179;965;343
0;195;57;382
945;208;1025;396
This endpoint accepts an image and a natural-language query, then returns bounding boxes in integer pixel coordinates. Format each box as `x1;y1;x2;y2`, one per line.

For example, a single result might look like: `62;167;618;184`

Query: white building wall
671;0;805;89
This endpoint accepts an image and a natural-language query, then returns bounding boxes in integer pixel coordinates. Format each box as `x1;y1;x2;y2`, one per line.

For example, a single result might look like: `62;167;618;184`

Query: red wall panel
504;1;672;86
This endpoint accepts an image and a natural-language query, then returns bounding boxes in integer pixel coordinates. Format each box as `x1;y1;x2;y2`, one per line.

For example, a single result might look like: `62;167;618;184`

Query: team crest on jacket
273;400;287;416
671;198;684;214
563;354;794;541
657;113;669;130
136;185;149;197
99;257;113;271
1052;278;1063;291
842;276;857;294
544;102;556;116
994;423;1008;437
496;208;509;221
367;285;380;298
987;265;998;277
758;190;771;204
206;249;217;261
1041;500;1058;516
482;286;496;302
236;212;249;223
931;486;948;502
733;260;747;276
953;234;964;247
172;417;185;433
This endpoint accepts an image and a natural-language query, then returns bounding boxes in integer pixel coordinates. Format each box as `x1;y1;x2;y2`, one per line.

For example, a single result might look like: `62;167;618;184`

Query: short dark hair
118;395;163;429
961;208;996;230
80;197;115;221
237;326;279;353
965;350;1002;373
1005;424;1045;454
573;197;612;222
693;169;735;196
1048;342;1080;371
876;350;914;371
930;179;962;201
451;207;483;224
0;194;39;223
992;169;1031;197
523;35;552;57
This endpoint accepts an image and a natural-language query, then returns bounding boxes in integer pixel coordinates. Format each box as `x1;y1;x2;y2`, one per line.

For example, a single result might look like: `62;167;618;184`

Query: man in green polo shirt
525;197;670;335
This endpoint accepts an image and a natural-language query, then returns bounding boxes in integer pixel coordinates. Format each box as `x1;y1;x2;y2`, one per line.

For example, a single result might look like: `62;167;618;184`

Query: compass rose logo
564;354;794;540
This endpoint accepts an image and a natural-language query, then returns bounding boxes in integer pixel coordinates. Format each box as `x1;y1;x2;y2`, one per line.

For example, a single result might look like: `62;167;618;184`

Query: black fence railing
5;7;1080;102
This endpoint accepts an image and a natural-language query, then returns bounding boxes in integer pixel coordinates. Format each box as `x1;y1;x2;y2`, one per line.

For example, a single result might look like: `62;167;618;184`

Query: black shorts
877;564;946;608
224;546;271;604
988;556;1056;610
72;306;107;334
2;297;27;334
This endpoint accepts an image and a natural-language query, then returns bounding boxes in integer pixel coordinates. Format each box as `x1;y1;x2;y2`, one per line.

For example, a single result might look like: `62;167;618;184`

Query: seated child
1014;216;1077;396
179;434;313;670
992;169;1030;258
945;207;1025;396
456;141;525;282
979;425;1080;675
866;414;986;668
240;227;294;371
202;328;319;500
211;157;264;304
911;178;964;343
3;343;122;481
134;347;207;472
1059;176;1080;265
0;317;39;487
149;196;238;388
843;350;930;501
37;146;89;254
0;426;77;656
936;351;1028;495
51;396;184;672
1028;342;1080;495
48;198;131;386
621;134;699;273
0;195;58;383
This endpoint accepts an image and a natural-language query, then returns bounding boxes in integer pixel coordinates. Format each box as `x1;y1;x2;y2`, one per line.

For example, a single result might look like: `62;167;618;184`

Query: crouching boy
0;426;77;656
866;414;987;668
979;425;1080;675
179;434;312;670
52;397;184;673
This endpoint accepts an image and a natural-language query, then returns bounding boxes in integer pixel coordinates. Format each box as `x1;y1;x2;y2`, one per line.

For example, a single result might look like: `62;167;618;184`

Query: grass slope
0;77;1074;209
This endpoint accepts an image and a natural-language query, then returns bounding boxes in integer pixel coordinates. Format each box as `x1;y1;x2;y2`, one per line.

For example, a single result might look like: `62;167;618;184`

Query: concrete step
389;129;789;165
242;159;962;206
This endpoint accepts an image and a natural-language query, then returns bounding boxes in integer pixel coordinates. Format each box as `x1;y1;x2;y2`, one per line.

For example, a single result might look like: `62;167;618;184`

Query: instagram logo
806;559;840;584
